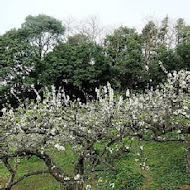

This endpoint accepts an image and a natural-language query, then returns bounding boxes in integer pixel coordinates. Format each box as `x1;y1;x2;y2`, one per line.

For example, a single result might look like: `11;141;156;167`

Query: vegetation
2;15;190;102
1;14;190;190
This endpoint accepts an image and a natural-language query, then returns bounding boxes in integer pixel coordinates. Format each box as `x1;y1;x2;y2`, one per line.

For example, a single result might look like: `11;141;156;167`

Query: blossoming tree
1;70;190;190
0;84;132;190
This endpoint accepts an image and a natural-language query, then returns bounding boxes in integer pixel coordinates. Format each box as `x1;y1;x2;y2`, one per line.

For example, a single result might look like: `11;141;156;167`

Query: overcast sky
1;0;190;35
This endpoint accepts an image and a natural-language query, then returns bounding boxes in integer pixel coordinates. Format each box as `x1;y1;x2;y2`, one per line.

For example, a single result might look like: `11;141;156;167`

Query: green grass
0;141;190;190
142;141;190;190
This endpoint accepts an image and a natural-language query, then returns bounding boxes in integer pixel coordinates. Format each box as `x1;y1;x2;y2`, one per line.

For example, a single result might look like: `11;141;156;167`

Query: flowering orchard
1;70;190;190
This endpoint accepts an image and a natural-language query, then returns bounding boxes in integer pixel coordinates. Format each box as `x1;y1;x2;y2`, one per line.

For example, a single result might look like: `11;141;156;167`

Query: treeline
1;14;190;105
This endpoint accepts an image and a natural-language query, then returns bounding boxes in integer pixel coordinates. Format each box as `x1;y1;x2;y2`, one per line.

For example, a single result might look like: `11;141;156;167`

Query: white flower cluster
54;144;65;151
85;184;91;190
1;69;190;189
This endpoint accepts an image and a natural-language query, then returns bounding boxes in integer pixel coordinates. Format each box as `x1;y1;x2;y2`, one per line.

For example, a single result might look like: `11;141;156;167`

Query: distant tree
0;14;65;87
76;16;104;43
41;41;111;100
157;16;170;47
141;19;179;87
181;26;190;43
0;29;35;96
142;21;158;67
62;16;76;41
63;15;113;44
21;14;65;59
104;26;145;90
0;14;65;108
175;18;186;45
147;45;179;87
176;42;190;70
67;34;90;45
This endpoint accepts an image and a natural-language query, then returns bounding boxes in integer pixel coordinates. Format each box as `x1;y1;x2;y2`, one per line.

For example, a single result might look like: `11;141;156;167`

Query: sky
1;0;190;35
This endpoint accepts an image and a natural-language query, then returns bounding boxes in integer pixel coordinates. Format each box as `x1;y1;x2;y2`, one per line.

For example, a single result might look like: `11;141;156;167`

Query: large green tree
0;29;35;94
41;40;111;100
141;19;179;87
0;14;65;108
176;42;190;70
21;14;65;59
104;26;145;90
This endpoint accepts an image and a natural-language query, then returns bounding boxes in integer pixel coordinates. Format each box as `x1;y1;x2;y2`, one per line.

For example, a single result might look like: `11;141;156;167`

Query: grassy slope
0;141;190;190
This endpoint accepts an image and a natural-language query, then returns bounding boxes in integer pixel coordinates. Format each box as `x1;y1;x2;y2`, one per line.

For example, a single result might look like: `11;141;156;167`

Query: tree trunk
66;155;85;190
75;155;85;176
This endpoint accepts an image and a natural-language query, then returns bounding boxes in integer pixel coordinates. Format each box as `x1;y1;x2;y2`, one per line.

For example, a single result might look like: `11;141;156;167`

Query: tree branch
0;170;49;190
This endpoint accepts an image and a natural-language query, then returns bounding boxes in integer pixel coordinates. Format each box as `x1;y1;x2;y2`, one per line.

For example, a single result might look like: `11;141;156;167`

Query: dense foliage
1;15;190;103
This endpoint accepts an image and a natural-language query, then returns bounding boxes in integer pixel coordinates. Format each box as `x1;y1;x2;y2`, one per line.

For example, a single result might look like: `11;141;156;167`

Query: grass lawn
0;141;190;190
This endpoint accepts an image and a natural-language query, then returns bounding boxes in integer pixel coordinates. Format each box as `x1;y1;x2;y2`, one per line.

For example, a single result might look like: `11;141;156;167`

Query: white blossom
110;183;115;188
1;108;6;113
140;146;144;151
64;177;70;181
126;89;130;97
74;174;80;180
86;185;91;190
177;130;181;134
54;144;65;151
